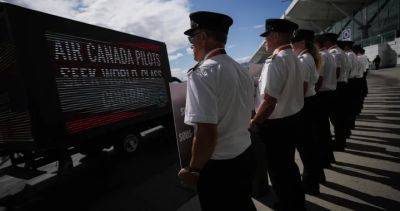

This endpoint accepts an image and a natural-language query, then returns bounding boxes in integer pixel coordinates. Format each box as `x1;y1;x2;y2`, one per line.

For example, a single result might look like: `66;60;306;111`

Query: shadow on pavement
350;136;400;149
322;181;400;210
254;190;330;211
344;149;400;163
331;163;400;192
335;161;400;188
316;192;381;211
346;142;400;158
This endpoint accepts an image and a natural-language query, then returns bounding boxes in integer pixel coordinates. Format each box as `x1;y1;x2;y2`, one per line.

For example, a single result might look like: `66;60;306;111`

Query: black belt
264;109;303;125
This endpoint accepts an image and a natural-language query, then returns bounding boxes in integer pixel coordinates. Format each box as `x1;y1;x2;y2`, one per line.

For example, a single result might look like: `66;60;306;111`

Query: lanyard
204;48;226;60
272;44;292;56
298;49;308;57
187;48;226;74
328;45;338;51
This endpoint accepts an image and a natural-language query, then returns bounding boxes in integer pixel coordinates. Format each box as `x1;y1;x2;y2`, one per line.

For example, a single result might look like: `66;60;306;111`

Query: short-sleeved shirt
357;54;369;73
319;50;337;91
258;48;304;119
298;52;319;97
329;46;349;82
347;51;362;79
184;54;253;160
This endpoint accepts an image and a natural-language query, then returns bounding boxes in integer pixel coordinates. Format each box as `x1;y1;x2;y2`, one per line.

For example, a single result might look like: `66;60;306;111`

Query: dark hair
305;40;322;70
314;36;324;46
276;31;292;43
204;29;228;44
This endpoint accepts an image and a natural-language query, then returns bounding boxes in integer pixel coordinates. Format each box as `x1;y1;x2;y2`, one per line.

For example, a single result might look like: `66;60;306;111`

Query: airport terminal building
249;0;400;68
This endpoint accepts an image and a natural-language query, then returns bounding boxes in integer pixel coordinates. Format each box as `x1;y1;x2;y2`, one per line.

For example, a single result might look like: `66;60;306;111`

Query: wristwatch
188;167;201;176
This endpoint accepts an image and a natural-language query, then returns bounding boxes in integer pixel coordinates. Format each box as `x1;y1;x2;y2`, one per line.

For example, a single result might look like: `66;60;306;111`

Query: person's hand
249;119;254;127
249;119;260;133
178;168;199;187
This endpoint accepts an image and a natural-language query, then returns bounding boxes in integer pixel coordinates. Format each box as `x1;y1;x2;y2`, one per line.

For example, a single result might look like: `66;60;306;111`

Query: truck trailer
0;2;174;172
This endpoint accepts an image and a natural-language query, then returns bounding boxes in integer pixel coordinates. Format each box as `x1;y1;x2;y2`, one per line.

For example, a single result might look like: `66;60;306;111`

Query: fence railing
356;30;397;47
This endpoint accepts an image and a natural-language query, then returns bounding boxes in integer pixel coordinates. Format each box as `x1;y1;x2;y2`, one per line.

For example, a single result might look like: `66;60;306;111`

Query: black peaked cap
323;33;339;43
184;11;233;36
260;19;298;37
291;29;315;43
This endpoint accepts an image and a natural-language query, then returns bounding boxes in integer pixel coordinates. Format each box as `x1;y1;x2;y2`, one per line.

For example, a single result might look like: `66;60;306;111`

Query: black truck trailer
0;3;174;172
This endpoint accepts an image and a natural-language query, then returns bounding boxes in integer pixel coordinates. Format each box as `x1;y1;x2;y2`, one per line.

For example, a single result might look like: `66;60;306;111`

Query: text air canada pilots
178;11;368;211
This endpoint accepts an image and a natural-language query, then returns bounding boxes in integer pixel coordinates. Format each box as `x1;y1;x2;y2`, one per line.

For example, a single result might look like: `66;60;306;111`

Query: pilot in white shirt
256;46;304;119
345;45;361;79
354;45;369;105
329;45;349;83
252;19;306;211
319;49;337;92
180;11;257;211
298;51;319;98
185;51;253;159
291;29;324;195
321;33;351;158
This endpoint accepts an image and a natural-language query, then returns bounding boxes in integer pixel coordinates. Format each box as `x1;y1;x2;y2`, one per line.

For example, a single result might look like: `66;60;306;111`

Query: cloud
186;47;193;55
235;55;251;64
227;44;236;49
5;0;190;54
254;24;264;29
171;68;187;81
169;52;183;61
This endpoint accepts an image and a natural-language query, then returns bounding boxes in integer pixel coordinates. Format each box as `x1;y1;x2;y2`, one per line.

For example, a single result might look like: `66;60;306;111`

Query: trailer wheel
115;134;140;155
124;134;140;153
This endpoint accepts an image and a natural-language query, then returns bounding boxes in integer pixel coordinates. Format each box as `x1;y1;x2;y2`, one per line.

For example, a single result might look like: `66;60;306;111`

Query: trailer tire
114;134;140;155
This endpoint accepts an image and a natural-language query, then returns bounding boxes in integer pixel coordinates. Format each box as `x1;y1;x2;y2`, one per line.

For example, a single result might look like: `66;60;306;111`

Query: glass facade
327;0;400;47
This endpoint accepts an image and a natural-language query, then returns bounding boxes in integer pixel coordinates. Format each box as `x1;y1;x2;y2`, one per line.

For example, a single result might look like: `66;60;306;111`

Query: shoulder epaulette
329;48;338;54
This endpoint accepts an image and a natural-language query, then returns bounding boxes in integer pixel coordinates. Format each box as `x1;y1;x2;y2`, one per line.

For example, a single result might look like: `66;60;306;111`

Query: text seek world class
51;39;162;67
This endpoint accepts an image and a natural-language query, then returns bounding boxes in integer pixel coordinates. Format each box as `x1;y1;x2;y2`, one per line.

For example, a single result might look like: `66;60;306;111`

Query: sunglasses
188;32;202;44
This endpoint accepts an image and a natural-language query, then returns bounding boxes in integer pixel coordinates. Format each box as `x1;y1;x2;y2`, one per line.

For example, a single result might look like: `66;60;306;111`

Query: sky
3;0;292;80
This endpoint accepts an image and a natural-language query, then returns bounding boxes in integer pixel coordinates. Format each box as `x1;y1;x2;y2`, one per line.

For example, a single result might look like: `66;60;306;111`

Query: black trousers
347;78;364;130
197;145;256;211
315;90;336;168
355;77;365;114
259;111;306;211
347;78;359;130
331;82;348;148
362;71;368;98
297;96;324;185
250;126;269;197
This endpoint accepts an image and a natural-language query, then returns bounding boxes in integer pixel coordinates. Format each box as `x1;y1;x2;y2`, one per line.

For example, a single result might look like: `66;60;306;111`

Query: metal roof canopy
282;0;374;32
249;0;375;65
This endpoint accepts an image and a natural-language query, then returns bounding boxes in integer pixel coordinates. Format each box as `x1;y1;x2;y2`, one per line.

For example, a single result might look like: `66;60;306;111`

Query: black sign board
170;82;193;168
0;2;172;146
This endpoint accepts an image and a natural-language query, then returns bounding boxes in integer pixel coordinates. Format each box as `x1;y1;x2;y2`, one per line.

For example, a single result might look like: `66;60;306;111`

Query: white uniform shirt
319;50;337;91
258;47;304;119
358;54;369;73
329;46;349;82
298;51;319;97
184;52;253;160
347;51;361;79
